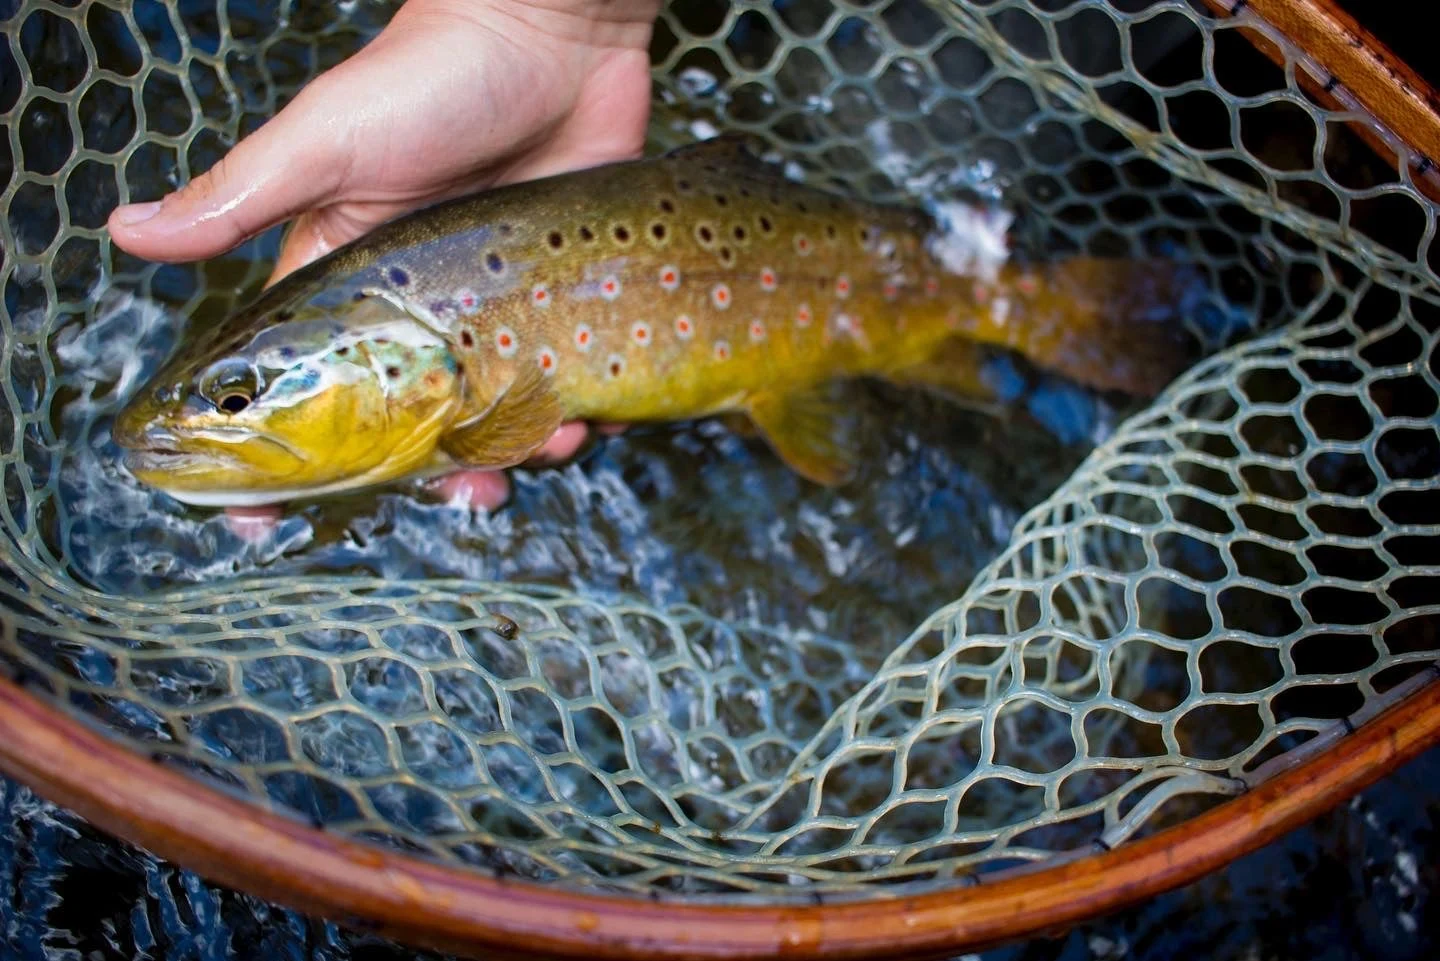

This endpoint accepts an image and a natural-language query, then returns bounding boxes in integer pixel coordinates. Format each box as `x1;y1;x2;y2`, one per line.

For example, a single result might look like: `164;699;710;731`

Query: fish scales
356;144;941;421
115;139;1199;506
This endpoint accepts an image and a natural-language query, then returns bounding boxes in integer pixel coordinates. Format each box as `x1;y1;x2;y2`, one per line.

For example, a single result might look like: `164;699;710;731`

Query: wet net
2;0;1438;902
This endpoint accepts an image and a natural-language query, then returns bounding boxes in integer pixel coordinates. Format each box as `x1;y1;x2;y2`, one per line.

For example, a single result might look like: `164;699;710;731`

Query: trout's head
114;290;465;507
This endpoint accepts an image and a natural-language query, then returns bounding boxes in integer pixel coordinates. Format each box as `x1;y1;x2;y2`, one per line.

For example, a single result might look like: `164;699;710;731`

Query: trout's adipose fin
441;365;564;469
746;386;857;486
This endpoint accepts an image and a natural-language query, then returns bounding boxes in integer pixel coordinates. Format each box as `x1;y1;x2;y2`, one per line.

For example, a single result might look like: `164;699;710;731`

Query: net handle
3;671;1438;960
1201;0;1440;200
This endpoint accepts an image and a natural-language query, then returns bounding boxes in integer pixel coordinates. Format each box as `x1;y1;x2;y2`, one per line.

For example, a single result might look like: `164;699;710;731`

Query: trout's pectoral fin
440;365;564;469
745;386;857;486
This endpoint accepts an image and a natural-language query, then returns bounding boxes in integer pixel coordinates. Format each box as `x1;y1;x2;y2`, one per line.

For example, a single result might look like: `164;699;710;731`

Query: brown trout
113;139;1196;507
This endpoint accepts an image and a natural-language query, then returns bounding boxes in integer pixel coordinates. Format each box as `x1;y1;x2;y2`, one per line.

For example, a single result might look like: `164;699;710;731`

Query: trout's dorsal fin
441;364;564;469
664;134;772;171
746;386;857;486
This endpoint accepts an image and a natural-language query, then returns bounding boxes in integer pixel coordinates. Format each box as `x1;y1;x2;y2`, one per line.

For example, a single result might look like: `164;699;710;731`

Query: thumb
107;84;348;263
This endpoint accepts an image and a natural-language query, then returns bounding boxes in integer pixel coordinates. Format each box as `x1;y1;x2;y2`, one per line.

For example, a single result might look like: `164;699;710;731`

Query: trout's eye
217;393;252;414
198;359;260;416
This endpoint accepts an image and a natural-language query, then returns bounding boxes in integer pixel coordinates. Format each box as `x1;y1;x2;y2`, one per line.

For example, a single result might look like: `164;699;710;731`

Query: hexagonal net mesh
2;0;1439;901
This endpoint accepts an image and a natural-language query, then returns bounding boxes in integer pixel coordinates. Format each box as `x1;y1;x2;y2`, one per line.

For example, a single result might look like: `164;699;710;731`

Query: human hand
108;0;658;523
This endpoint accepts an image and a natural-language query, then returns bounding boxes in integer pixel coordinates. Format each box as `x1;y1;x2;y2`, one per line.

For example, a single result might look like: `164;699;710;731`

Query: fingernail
112;201;164;227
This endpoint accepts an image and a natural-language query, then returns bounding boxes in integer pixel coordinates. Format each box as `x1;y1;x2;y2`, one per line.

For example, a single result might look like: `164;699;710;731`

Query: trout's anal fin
440;365;564;469
745;387;857;486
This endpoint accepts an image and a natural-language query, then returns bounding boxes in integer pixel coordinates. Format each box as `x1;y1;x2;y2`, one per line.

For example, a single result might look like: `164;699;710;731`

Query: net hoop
3;669;1438;958
1199;0;1440;199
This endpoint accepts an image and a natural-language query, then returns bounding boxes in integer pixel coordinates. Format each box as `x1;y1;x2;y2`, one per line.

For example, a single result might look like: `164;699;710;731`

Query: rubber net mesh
2;0;1439;900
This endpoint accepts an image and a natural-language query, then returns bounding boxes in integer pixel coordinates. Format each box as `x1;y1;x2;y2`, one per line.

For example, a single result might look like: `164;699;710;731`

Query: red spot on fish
714;340;731;361
632;321;651;345
532;285;550;306
835;275;851;299
1017;274;1039;296
795;235;811;255
537;347;557;375
796;303;812;327
760;268;777;292
712;283;731;309
749;320;766;343
601;276;621;301
660;266;680;291
574;324;593;351
675;315;694;339
495;327;518;357
883;282;898;301
607;354;625;378
457;288;479;312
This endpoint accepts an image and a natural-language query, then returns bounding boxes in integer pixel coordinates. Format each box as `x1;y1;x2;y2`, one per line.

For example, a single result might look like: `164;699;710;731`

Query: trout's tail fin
962;257;1204;397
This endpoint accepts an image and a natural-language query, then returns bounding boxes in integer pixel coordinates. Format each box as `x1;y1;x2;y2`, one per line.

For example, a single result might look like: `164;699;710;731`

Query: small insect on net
2;0;1438;903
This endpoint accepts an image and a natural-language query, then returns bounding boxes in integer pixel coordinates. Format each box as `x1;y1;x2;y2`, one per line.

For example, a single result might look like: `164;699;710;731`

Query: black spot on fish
276;308;295;321
547;230;564;249
336;346;350;356
651;223;666;240
825;225;836;240
796;202;808;214
385;366;400;379
697;225;713;244
387;266;409;286
486;252;504;273
614;225;631;243
733;225;746;241
659;198;675;213
579;225;595;242
278;346;295;360
714;194;728;207
719;246;732;264
677;179;692;191
499;224;513;236
739;187;751;198
460;330;474;348
759;216;773;233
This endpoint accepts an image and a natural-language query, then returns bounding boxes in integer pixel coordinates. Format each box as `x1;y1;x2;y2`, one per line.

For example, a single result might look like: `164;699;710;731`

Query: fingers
223;505;284;542
430;470;512;511
108;81;349;264
265;209;356;286
524;422;589;465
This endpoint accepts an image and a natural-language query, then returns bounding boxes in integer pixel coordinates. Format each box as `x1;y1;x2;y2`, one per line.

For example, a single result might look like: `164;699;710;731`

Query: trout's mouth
123;448;234;473
118;424;307;478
